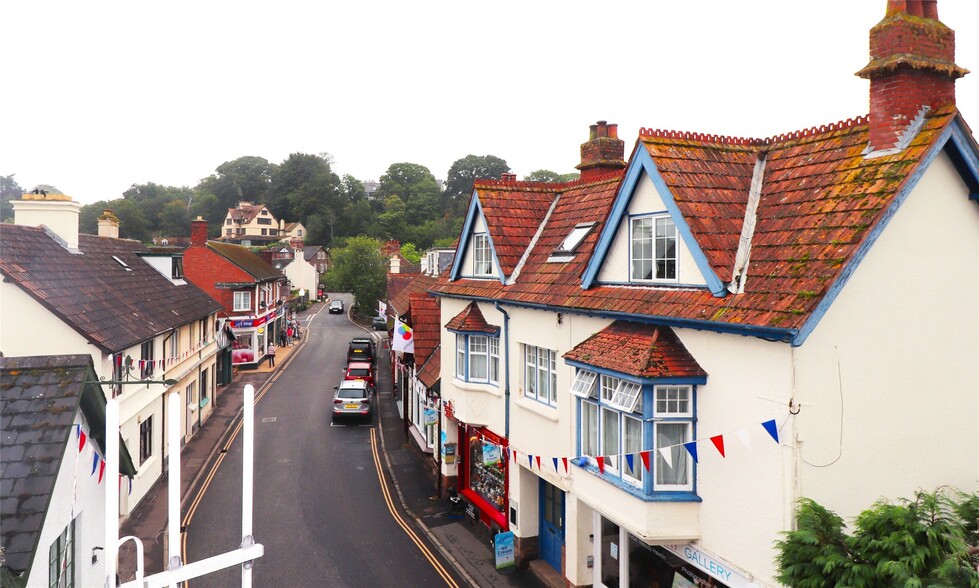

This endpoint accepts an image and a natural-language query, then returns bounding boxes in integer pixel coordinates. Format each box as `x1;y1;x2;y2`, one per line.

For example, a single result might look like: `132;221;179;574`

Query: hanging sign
494;531;516;573
482;443;501;466
423;408;438;426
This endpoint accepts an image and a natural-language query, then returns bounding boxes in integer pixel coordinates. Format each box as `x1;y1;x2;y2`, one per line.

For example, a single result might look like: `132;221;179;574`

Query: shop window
467;434;506;513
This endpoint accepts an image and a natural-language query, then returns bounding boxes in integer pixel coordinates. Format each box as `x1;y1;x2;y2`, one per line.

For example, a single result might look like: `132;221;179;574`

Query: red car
344;361;376;392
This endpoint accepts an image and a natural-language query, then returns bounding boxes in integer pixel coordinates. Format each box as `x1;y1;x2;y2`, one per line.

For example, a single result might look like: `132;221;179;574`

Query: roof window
112;255;133;271
548;222;597;262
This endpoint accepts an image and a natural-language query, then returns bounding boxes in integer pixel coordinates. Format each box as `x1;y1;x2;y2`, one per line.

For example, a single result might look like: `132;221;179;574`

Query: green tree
524;169;578;183
377;163;440;226
111;199;152;242
441;154;510;216
189;191;227;237
376;195;407;243
322;236;387;317
159;200;191;237
122;182;194;237
775;489;979;587
268;152;344;243
80;200;115;234
1;174;24;222
400;243;422;264
196;156;275;212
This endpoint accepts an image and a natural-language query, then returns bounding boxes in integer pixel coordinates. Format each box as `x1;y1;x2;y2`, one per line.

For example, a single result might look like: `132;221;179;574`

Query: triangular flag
710;435;726;458
658;447;673;469
535;456;541;470
92;452;99;475
625;453;634;472
735;427;752;450
596;456;606;474
684;442;699;463
562;457;569;473
78;430;87;452
128;477;133;496
98;461;105;484
528;455;533;469
512;449;518;463
504;448;510;462
762;419;779;444
552;457;558;472
640;451;651;471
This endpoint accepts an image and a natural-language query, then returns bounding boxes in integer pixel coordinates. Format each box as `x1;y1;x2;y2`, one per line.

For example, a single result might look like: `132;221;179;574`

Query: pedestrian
279;328;287;347
267;342;276;367
286;325;293;345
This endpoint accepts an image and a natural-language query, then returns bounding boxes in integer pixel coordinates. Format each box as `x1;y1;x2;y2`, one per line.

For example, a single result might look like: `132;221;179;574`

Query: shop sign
230;315;267;329
493;531;516;573
423;408;438;426
663;545;760;588
482;443;501;466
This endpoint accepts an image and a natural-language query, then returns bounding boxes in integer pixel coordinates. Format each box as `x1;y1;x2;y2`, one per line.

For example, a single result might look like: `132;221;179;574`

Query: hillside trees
441;154;510;217
322;236;387;317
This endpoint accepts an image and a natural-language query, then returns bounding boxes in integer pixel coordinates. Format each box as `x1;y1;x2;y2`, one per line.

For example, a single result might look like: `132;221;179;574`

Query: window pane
656;422;690;486
570;370;597;398
581;401;599;457
469;336;488;380
456;337;465;378
624;415;644;483
602;408;619;472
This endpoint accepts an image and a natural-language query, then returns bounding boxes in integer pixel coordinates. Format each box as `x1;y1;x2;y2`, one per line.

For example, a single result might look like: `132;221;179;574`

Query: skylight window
112;255;133;271
555;222;596;255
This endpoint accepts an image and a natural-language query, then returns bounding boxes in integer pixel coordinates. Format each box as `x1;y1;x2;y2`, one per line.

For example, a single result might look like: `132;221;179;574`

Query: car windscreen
347;369;370;377
337;387;367;399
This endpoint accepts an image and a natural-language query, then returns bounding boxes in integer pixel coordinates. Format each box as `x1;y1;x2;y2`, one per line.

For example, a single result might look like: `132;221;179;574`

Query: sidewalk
117;301;553;587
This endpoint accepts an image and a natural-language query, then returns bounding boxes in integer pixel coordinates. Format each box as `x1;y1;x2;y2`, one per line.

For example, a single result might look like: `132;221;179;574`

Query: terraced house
431;2;979;586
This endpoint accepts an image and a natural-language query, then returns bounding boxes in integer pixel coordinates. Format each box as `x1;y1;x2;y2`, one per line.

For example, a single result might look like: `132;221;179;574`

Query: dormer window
473;234;492;276
630;215;676;282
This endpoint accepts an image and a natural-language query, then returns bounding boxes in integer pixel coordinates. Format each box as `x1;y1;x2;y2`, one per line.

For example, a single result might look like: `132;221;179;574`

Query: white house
431;3;979;586
1;195;224;518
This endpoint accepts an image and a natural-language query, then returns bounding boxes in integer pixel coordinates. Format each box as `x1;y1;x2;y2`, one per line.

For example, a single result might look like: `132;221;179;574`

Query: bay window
454;333;500;385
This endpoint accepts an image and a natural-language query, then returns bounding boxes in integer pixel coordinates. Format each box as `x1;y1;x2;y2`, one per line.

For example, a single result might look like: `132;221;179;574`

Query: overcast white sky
5;0;978;206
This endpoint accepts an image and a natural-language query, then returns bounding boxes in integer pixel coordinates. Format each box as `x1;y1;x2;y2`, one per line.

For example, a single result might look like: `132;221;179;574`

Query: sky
5;0;979;206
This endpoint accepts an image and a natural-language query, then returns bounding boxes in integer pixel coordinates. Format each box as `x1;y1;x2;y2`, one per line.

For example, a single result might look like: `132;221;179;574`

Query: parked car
332;379;372;423
344;361;376;392
346;337;377;366
328;299;344;314
372;316;388;331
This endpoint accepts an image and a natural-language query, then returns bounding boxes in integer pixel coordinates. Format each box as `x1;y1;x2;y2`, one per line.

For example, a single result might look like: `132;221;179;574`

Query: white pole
242;384;255;587
105;398;119;588
167;391;182;586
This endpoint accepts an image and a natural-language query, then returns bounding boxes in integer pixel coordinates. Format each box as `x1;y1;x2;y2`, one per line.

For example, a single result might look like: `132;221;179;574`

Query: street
183;295;460;587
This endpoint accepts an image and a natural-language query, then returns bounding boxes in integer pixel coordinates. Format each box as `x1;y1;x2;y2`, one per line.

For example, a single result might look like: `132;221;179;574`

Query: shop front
228;308;283;367
458;425;508;532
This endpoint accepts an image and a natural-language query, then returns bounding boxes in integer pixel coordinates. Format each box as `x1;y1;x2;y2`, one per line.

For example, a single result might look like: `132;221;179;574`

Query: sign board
663;544;760;588
423;408;438;426
494;531;516;573
482;443;501;466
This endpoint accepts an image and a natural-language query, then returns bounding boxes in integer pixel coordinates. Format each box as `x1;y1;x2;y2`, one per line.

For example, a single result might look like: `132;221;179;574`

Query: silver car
332;379;372;423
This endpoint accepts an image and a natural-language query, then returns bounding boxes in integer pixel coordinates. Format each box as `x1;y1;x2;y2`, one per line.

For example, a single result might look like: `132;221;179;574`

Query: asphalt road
183;295;457;587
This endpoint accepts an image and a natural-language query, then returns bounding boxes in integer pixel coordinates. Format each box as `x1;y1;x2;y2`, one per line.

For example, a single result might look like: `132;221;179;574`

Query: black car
346;337;377;366
328;300;344;314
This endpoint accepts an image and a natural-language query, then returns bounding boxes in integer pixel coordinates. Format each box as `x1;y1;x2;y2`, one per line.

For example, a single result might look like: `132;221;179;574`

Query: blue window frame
454;333;500;385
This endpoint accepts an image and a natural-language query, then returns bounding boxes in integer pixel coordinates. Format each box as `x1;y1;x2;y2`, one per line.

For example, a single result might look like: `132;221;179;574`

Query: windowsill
514;397;559;422
199;397;210;408
575;461;701;502
136;455;159;480
408;424;435;454
452;379;503;397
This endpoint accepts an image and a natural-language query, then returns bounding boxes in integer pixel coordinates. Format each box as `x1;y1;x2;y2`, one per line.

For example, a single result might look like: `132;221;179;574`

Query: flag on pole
392;318;415;353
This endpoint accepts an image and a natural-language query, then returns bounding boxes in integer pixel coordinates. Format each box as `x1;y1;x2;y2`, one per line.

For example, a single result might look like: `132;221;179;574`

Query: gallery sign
663;544;761;588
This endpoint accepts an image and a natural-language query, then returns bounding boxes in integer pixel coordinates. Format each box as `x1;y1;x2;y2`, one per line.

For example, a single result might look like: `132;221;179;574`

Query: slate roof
474;181;558;277
564;321;706;379
0;355;136;581
444;302;500;334
434;107;974;342
0;225;224;353
408;293;440;367
207;241;283;282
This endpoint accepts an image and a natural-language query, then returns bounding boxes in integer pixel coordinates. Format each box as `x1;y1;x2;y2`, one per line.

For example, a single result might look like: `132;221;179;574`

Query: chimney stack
97;209;120;239
191;216;209;246
576;120;626;181
11;192;80;250
857;0;968;152
500;173;517;182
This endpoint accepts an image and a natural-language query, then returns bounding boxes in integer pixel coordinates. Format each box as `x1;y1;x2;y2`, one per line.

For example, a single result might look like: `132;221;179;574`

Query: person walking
286;325;293;345
267;342;276;367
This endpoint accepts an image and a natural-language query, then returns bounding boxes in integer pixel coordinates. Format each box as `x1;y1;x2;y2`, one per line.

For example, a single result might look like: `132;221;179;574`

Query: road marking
370;429;458;588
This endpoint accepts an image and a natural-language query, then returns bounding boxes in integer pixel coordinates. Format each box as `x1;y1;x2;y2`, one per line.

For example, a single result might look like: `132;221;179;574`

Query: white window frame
622;414;645;486
488;337;500;384
570;369;598;399
524;345;558;407
455;336;466;379
601;374;642;412
630;214;677;282
48;518;75;588
472;233;493;276
653;385;693;491
233;290;252;312
455;333;500;385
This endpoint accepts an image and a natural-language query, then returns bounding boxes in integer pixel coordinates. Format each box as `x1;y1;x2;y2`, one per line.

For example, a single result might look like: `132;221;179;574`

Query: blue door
539;479;565;572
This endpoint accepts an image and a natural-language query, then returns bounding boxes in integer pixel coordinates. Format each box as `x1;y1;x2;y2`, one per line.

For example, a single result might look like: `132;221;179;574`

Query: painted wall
457;214;499;280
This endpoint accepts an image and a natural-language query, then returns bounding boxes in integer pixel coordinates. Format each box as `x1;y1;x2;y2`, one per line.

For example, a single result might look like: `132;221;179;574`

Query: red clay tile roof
408;293;440;365
417;345;441;388
388;274;436;316
474;180;559;277
564;321;706;379
1;225;223;353
444;302;500;334
434;107;962;339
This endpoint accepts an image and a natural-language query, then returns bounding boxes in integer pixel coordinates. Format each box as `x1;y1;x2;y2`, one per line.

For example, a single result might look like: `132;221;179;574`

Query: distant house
218;201;291;246
304;245;330;276
182;217;288;369
1;196;224;517
430;3;979;586
0;355;137;588
279;221;307;243
270;241;321;302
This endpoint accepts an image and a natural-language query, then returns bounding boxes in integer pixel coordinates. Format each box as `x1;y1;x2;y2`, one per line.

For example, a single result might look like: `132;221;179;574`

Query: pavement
117;301;553;588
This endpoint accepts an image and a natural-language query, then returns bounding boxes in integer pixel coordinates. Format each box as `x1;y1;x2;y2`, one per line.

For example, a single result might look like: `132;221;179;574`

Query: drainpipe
494;301;511;438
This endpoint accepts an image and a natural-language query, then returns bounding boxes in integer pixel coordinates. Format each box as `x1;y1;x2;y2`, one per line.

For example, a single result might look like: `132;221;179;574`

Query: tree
400;243;422;264
1;174;24;222
376;163;440;226
775;489;979;587
322;236;387;318
524;169;578;183
196;156;275;212
441;154;510;217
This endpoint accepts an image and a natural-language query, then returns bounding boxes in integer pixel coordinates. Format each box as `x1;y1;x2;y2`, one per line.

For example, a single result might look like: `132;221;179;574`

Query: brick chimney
191;216;209;246
500;173;517;182
575;120;626;181
857;0;968;152
97;209;120;239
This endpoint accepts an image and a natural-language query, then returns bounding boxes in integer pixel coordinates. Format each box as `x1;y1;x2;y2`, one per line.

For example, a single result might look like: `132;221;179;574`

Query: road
183;294;459;587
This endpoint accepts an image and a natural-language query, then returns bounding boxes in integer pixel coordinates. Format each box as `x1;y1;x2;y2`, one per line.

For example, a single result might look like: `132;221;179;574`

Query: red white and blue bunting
113;337;212;372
